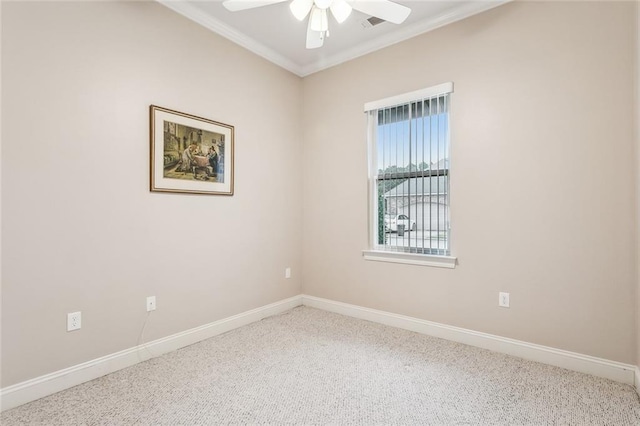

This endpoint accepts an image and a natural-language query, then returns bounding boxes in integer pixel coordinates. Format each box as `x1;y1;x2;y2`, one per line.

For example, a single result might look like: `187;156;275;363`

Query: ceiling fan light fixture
290;0;313;21
310;6;328;32
329;0;351;23
223;0;413;50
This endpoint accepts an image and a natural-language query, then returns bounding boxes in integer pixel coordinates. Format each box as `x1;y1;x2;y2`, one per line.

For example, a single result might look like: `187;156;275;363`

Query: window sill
362;250;457;269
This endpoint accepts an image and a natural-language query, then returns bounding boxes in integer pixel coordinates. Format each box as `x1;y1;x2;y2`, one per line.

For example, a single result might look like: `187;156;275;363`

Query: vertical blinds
366;84;452;256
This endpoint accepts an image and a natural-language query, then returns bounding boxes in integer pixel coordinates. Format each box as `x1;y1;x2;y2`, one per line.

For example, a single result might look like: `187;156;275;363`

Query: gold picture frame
150;105;234;195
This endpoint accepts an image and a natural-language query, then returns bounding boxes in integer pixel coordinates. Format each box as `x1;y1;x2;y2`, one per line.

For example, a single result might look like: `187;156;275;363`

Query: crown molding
157;0;306;76
300;0;511;76
158;0;511;78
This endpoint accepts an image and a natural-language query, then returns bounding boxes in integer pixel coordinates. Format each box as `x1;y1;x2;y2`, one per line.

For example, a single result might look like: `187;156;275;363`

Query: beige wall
2;0;639;389
302;1;637;364
1;1;302;387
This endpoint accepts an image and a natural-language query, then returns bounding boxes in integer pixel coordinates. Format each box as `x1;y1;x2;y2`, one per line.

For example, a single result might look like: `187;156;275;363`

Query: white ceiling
158;0;510;76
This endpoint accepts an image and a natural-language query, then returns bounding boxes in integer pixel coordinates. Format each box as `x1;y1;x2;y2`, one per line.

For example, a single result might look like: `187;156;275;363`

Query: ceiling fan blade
329;0;352;23
347;0;411;24
310;7;329;32
306;19;324;49
222;0;288;12
290;0;314;21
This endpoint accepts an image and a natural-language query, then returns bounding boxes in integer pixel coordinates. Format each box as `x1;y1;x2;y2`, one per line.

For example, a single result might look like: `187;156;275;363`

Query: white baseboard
301;295;636;386
1;295;303;412
3;294;636;412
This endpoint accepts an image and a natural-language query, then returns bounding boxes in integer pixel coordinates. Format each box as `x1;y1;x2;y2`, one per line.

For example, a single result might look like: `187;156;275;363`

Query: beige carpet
2;306;640;425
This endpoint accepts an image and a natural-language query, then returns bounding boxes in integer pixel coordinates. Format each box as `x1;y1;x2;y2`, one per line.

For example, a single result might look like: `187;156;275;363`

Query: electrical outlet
147;296;156;312
285;268;291;279
499;292;510;308
67;311;81;331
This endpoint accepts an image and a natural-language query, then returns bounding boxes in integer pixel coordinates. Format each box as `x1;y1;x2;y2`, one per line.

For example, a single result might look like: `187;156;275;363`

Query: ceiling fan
222;0;411;49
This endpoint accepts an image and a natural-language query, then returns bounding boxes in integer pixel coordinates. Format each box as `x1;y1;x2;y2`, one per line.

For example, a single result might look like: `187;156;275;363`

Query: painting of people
150;105;234;195
161;121;226;183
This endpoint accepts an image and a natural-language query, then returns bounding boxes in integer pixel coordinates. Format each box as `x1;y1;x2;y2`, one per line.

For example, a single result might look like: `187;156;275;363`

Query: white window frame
362;83;457;269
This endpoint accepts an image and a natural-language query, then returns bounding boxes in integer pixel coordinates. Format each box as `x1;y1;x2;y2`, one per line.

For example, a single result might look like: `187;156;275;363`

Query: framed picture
150;105;234;195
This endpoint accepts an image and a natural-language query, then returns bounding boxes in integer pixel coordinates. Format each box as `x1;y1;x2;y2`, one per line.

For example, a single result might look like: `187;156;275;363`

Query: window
363;83;456;268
